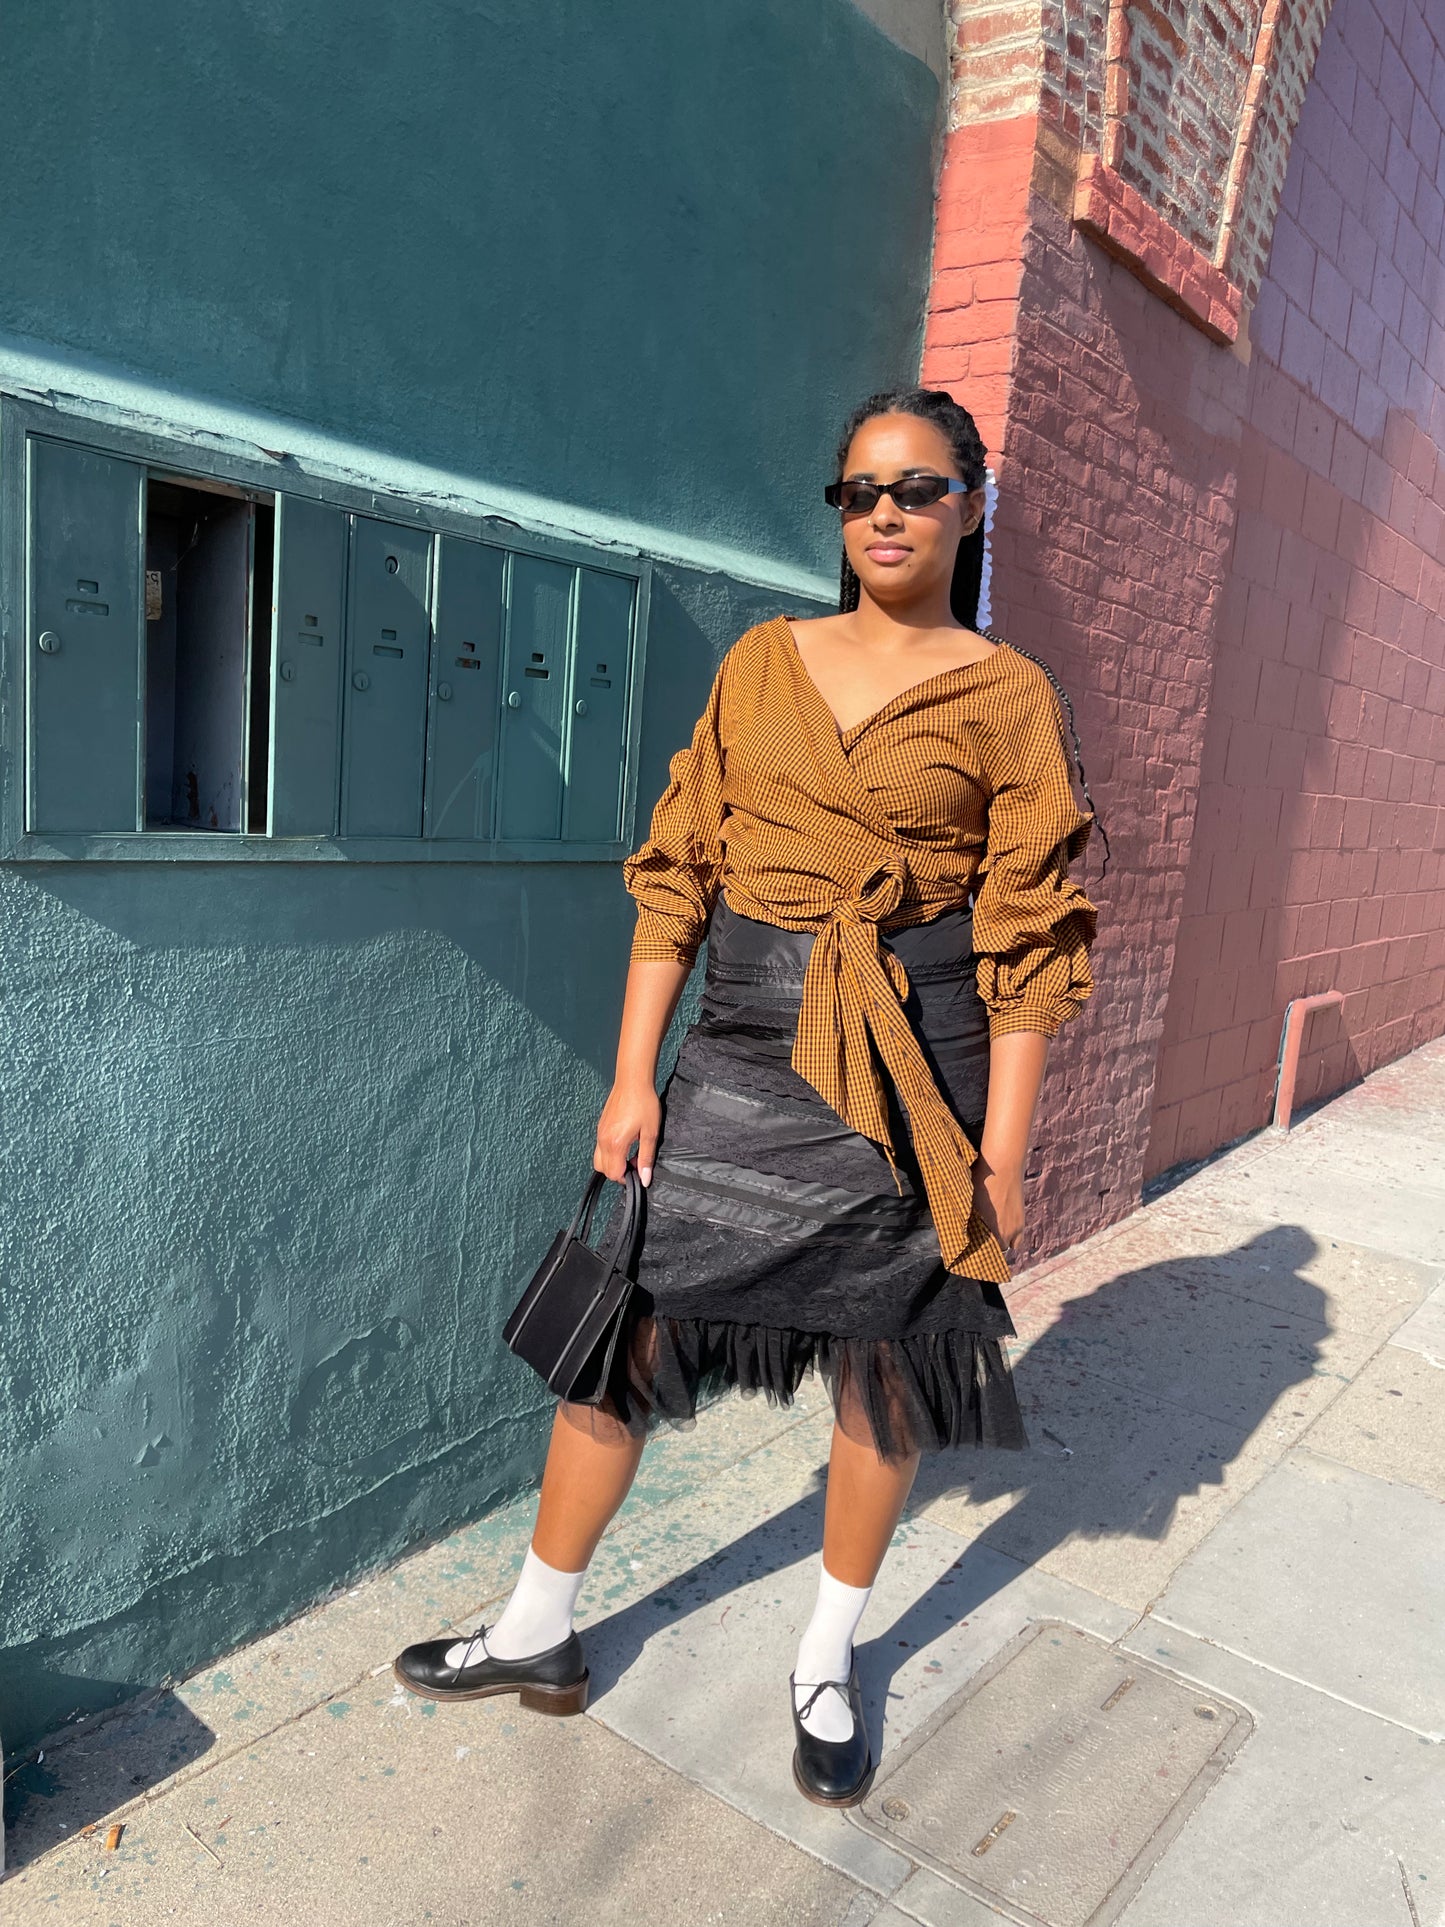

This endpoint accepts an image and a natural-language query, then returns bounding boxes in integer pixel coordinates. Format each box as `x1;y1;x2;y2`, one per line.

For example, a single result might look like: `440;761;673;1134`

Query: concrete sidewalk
3;1038;1443;1926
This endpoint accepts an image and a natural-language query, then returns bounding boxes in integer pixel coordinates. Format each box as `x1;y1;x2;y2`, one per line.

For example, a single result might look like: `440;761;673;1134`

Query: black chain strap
982;630;1111;876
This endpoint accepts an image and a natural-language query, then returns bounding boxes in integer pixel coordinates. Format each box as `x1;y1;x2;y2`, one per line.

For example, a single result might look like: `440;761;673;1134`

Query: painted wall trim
1072;156;1244;344
0;332;837;608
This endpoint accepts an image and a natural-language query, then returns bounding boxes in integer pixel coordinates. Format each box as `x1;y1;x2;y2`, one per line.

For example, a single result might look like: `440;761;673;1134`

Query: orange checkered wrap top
623;615;1098;1284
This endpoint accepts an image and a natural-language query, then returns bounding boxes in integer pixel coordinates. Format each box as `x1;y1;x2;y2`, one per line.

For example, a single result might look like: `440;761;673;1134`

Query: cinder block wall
1147;0;1445;1173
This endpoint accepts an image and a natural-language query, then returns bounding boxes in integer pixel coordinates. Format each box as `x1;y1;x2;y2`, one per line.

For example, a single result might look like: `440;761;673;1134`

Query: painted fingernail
640;1167;653;1186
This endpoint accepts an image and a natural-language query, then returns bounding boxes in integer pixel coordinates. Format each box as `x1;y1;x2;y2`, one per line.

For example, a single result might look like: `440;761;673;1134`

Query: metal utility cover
852;1622;1251;1927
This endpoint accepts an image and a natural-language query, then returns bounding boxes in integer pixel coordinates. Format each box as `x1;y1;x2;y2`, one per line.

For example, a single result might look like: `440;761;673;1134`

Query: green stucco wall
4;0;936;580
0;0;937;1757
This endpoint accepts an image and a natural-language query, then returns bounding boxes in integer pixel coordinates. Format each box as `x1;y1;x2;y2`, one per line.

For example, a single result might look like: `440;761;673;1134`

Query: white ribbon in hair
976;466;997;633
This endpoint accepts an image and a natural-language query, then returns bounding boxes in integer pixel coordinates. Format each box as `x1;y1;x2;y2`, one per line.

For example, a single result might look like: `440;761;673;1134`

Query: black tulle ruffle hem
585;1311;1027;1463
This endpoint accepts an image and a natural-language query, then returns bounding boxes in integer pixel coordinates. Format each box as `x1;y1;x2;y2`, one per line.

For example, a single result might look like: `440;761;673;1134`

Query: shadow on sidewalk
3;1684;215;1872
3;1225;1325;1861
583;1223;1326;1756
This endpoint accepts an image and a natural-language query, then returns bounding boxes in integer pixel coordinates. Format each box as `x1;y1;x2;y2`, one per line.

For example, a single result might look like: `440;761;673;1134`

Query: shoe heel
519;1672;589;1717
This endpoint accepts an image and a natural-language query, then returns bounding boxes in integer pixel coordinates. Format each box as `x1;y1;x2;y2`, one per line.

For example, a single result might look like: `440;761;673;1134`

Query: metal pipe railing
1272;989;1345;1130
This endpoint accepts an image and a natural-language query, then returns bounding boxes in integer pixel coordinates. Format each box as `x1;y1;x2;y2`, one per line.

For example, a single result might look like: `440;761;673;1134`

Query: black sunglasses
823;475;971;514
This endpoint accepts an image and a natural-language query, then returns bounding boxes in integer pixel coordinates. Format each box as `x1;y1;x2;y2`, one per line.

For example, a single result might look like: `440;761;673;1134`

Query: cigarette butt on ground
104;1824;124;1852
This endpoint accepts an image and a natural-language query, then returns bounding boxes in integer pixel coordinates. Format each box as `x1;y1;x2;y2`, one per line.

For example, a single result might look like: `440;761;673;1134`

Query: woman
395;388;1100;1809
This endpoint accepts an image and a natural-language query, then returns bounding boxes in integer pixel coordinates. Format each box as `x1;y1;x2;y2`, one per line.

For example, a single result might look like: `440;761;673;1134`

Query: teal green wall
0;0;938;1756
3;0;936;579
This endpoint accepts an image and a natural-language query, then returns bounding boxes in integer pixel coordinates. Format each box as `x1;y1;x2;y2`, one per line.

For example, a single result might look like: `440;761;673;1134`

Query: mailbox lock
437;682;453;703
506;690;522;708
280;662;296;683
37;631;60;655
352;671;370;692
574;699;588;717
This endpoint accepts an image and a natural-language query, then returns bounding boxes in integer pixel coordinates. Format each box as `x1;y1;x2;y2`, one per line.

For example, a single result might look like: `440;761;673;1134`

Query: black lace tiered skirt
590;896;1028;1463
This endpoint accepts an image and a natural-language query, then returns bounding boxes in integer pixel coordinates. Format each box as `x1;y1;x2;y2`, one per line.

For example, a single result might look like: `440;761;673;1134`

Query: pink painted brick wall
1146;0;1445;1176
924;115;1043;459
924;0;1442;1262
985;198;1249;1255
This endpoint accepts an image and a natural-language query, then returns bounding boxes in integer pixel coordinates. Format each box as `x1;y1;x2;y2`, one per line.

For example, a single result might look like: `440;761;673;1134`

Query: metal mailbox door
269;495;347;837
26;437;145;833
425;535;505;840
341;517;433;838
497;553;573;842
564;568;635;843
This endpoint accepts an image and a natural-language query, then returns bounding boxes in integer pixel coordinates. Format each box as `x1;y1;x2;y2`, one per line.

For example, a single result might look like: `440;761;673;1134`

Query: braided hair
835;388;988;628
833;387;1110;873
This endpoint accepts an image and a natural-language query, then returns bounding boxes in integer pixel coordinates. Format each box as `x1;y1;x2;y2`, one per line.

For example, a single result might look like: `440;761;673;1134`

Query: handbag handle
567;1167;643;1273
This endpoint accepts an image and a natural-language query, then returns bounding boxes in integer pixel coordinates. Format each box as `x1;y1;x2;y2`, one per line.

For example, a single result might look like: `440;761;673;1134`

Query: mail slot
426;534;505;840
497;553;573;841
341;516;433;837
564;567;635;842
269;495;347;836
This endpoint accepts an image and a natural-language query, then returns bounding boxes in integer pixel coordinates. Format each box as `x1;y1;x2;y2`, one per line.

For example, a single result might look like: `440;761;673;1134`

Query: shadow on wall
578;1223;1325;1743
1036;237;1384;1174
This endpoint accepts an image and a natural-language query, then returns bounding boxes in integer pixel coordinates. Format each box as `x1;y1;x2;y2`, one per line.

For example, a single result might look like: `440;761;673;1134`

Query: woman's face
838;413;985;615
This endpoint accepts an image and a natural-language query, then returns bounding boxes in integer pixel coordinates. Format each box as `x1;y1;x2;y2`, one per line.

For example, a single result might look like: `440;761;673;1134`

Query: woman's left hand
973;1153;1026;1258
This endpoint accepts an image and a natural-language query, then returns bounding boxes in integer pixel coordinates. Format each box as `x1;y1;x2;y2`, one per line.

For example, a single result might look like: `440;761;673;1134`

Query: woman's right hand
594;1077;662;1186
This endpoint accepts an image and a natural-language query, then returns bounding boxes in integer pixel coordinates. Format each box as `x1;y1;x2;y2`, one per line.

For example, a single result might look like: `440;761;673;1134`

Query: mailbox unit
2;401;649;861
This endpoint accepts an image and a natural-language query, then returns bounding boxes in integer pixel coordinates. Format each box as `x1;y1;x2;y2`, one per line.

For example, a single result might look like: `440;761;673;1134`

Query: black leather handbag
502;1168;643;1405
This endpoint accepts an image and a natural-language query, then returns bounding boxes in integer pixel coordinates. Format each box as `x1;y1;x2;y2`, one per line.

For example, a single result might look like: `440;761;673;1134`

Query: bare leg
531;1402;647;1571
436;1402;646;1668
822;1414;920;1586
794;1416;920;1743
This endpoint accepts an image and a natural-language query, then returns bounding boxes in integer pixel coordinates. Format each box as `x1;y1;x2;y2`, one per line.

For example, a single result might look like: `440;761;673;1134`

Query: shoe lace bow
795;1677;851;1719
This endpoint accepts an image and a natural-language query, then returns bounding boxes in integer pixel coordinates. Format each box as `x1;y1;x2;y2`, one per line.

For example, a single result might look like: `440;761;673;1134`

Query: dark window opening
247;507;275;833
144;478;274;831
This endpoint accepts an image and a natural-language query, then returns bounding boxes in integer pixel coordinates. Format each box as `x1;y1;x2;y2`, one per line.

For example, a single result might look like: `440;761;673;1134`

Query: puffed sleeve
972;663;1098;1040
622;649;731;966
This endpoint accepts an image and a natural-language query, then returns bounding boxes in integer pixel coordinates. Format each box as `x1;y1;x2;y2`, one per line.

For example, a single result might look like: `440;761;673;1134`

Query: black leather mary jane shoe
790;1667;874;1808
393;1628;589;1716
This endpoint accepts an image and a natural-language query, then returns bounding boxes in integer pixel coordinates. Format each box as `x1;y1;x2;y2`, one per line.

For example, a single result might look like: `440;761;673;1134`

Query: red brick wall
1146;0;1445;1174
924;107;1255;1262
1110;0;1257;256
981;175;1249;1255
925;0;1443;1262
1026;0;1333;305
925;115;1042;461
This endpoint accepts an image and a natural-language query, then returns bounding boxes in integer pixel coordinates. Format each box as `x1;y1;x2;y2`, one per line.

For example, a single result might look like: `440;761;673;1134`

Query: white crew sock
793;1565;872;1742
445;1547;586;1667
